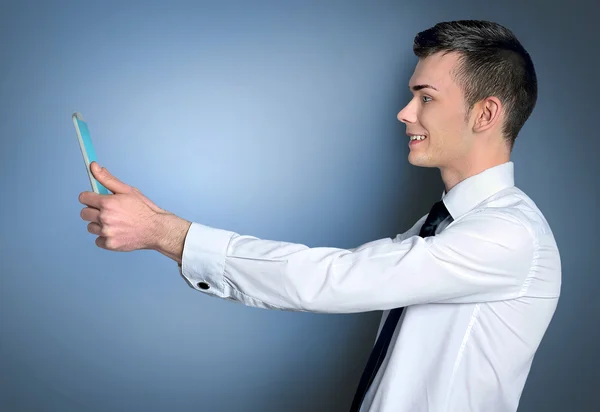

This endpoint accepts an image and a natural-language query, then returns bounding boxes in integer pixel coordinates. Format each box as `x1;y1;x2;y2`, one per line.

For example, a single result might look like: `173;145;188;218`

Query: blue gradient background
1;1;598;411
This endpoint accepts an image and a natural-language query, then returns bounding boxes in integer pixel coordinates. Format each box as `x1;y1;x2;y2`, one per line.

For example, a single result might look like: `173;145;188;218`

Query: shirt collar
441;161;515;219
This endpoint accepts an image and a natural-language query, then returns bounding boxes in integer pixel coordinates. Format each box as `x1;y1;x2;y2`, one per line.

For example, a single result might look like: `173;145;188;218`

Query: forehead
409;51;462;92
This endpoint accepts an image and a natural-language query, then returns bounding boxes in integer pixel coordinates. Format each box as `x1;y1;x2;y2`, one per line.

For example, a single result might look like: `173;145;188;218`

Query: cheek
422;107;465;141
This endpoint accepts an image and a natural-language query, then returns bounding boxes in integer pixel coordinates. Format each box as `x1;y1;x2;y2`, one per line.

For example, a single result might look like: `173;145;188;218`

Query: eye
422;95;432;103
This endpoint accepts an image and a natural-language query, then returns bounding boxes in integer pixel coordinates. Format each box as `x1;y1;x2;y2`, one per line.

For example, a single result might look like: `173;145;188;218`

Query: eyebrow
410;84;439;92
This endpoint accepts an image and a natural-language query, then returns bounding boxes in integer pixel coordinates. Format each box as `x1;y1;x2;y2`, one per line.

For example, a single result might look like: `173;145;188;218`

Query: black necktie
349;200;452;412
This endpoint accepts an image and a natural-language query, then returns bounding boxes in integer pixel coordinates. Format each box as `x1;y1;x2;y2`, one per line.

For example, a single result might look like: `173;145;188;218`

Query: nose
397;98;417;124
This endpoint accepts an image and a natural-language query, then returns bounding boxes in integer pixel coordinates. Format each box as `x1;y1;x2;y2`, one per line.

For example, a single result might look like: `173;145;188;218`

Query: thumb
90;161;132;194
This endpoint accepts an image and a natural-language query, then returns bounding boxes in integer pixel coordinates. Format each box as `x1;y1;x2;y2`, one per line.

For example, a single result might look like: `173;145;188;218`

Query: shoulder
462;186;562;296
439;186;561;294
470;186;556;239
438;186;558;259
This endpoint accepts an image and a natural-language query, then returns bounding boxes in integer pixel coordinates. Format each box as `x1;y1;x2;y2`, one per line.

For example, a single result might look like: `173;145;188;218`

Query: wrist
153;212;192;264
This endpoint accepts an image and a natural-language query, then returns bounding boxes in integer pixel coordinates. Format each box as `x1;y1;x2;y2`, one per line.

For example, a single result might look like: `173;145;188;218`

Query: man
78;20;561;412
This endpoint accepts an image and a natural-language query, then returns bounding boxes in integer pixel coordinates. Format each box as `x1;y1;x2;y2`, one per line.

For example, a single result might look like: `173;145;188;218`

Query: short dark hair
413;20;537;150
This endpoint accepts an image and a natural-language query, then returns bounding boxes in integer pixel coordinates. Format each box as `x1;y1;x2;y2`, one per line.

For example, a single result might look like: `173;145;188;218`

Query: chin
408;152;435;168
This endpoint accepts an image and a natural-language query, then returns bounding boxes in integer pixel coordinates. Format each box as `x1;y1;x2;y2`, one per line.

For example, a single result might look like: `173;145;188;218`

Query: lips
408;134;427;148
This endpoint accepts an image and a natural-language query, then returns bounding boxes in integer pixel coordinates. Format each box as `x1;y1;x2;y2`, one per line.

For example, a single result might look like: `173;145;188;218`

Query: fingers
95;236;108;250
95;235;122;252
80;207;101;223
87;221;102;235
79;191;104;209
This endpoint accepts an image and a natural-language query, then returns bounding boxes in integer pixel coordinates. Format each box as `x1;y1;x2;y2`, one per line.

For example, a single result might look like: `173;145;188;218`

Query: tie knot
419;200;451;237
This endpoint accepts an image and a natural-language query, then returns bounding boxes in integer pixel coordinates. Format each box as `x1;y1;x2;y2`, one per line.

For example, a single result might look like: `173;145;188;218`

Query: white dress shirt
177;161;561;412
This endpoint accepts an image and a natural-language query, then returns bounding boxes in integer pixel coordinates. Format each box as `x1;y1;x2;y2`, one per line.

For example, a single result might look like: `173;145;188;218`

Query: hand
78;162;168;252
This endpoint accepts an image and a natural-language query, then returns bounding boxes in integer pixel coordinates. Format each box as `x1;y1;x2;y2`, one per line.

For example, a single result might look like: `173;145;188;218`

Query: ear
472;96;502;134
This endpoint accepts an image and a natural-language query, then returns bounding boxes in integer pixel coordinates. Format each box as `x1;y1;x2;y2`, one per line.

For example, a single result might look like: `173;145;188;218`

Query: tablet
72;112;111;195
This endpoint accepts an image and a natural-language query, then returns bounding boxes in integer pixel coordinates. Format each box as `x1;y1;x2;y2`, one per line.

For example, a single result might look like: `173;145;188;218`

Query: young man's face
397;51;475;170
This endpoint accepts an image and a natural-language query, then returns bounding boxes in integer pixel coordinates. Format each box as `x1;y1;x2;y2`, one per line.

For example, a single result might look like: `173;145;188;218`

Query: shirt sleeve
177;210;535;313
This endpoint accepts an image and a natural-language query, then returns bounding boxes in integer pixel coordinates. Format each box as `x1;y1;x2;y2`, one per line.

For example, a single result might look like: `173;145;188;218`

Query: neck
440;146;510;193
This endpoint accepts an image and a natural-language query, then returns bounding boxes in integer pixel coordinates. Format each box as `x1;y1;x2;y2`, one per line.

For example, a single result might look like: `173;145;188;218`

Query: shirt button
197;282;210;290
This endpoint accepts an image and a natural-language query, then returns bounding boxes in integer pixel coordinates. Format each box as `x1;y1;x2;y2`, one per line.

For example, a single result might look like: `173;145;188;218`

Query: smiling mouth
409;135;427;141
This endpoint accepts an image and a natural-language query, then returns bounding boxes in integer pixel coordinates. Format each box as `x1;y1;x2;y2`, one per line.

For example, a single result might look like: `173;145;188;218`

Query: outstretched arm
78;162;534;314
168;211;533;313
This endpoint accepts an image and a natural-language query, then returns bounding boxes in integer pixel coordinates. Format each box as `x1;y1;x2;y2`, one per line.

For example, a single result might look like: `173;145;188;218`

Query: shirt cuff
176;222;235;298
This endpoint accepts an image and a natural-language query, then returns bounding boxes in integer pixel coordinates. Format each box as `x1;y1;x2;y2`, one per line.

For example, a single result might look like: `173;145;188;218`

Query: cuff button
197;282;210;290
